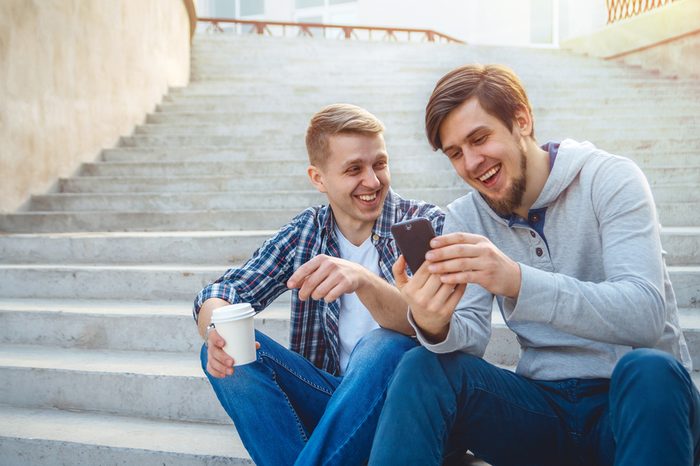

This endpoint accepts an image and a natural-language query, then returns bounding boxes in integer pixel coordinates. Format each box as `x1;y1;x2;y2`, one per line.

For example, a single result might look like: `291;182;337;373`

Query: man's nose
463;148;484;174
363;169;381;188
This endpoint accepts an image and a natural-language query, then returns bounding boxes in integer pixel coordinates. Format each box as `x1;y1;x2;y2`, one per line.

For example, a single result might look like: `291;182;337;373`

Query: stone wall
0;0;192;213
561;0;699;79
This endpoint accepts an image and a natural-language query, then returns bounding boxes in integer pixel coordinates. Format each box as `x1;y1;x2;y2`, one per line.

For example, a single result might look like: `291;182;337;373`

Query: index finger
287;255;323;288
429;232;484;249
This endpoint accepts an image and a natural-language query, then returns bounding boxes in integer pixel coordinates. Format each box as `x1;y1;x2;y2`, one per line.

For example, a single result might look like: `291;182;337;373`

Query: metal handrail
606;0;677;23
197;17;464;44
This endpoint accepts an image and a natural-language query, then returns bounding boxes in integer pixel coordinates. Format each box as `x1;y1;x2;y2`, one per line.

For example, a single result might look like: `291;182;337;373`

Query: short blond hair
306;104;385;166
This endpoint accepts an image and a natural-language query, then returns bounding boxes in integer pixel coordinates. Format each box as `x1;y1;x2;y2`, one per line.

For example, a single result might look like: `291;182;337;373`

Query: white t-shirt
335;227;381;375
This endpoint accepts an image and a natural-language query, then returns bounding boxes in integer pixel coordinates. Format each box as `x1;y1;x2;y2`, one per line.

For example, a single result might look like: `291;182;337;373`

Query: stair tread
0;404;247;459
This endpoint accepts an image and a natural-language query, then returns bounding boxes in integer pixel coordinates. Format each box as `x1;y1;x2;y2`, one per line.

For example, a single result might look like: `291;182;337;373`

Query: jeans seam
260;349;335;395
269;366;309;443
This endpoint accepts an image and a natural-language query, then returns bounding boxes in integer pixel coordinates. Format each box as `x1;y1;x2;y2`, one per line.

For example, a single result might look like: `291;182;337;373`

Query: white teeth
358;193;377;201
478;166;500;182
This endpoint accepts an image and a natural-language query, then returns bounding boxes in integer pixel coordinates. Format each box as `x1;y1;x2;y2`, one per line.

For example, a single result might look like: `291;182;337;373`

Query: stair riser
0;265;696;305
0;233;270;264
0;366;230;424
101;146;700;168
3;203;698;233
146;110;700;125
0;311;290;352
132;120;700;137
58;176;700;203
2;230;698;266
0;268;232;301
74;163;700;185
119;134;700;153
156;100;700;113
27;194;700;226
0;439;251;466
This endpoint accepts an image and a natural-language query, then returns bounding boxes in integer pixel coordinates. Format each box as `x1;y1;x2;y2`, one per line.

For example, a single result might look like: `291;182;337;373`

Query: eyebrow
341;153;388;168
442;125;489;153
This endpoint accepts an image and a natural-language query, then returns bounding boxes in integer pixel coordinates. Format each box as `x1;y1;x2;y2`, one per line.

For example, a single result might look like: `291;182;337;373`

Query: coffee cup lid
211;303;255;323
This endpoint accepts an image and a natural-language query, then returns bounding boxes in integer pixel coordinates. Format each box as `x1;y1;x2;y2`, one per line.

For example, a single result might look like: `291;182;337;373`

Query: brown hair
306;104;385;166
425;64;534;151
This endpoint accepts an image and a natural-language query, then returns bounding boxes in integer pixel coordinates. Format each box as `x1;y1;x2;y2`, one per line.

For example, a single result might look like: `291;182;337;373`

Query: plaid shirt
193;189;444;375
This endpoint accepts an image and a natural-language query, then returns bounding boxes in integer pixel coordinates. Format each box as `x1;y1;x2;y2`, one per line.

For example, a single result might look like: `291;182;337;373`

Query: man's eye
347;167;360;174
374;162;387;169
473;135;487;145
449;151;462;160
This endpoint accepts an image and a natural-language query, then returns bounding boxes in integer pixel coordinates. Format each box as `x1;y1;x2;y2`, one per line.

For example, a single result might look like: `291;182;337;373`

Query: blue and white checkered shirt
193;189;444;375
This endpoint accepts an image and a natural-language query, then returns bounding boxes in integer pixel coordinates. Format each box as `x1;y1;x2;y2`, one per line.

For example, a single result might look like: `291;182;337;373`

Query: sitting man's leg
609;348;700;466
295;328;418;466
369;347;573;466
201;329;341;466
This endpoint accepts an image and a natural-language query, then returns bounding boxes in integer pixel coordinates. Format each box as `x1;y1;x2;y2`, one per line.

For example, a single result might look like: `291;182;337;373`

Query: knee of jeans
349;328;416;366
612;349;687;395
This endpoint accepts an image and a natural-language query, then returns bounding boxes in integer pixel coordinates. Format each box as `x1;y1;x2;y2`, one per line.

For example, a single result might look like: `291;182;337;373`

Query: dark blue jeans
369;348;700;466
201;328;417;466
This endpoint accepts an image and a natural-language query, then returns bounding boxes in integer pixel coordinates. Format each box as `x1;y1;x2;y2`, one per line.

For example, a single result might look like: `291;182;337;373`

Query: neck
513;139;550;219
335;221;372;246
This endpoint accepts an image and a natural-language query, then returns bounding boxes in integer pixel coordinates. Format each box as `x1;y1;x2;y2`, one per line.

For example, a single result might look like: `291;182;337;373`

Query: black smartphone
391;218;436;274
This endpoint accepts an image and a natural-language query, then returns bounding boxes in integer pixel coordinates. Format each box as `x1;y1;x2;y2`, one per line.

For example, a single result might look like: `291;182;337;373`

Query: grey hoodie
410;139;692;380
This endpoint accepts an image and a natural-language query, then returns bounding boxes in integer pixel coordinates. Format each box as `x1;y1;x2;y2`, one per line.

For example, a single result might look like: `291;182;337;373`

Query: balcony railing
606;0;678;23
197;17;464;44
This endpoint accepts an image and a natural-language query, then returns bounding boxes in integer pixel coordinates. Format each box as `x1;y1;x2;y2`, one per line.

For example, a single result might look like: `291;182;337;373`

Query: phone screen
391;218;436;274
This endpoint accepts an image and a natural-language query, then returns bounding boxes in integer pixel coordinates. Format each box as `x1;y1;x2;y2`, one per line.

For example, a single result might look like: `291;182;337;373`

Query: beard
482;147;527;217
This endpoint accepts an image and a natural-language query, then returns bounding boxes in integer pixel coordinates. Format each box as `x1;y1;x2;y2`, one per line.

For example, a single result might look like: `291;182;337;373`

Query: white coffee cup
210;303;257;366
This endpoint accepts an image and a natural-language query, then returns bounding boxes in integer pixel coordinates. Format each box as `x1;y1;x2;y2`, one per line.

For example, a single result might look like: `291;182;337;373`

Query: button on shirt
193;190;444;375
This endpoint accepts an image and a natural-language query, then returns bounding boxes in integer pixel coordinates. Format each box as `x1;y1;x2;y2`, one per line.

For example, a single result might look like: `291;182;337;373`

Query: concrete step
0;263;287;301
1;226;698;266
155;99;700;114
0;299;290;352
132;119;700;137
117;134;700;153
72;161;700;186
0;405;251;466
1;296;696;366
160;88;700;103
4;197;699;233
0;230;273;264
55;172;700;200
100;145;700;169
0;261;696;306
24;189;700;222
146;109;700;126
0;344;229;423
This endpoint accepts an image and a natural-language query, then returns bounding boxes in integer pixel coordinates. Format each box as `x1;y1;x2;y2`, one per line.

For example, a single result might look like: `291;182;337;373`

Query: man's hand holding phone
426;232;521;299
392;256;466;343
391;218;466;342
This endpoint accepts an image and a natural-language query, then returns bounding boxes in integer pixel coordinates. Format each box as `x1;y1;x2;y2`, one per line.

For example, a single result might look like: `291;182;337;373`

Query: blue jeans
200;327;417;466
369;348;700;466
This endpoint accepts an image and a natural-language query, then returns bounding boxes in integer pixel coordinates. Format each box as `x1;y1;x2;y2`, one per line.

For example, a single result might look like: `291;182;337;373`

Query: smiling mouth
357;192;378;202
477;165;501;184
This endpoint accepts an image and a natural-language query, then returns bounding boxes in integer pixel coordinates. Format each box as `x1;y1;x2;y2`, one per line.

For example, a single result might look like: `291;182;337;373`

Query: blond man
194;104;444;466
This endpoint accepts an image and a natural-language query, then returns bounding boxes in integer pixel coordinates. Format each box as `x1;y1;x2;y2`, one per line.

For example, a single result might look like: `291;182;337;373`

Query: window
240;0;264;16
296;0;324;8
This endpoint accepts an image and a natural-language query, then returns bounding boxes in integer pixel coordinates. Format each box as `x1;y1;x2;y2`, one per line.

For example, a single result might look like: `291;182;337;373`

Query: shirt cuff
407;308;460;353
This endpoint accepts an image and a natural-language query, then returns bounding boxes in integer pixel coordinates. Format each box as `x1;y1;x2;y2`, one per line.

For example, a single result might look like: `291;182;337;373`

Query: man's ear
307;165;327;193
513;106;533;138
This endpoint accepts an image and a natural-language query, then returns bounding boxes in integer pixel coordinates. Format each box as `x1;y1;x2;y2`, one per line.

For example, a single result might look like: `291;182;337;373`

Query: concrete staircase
1;33;699;465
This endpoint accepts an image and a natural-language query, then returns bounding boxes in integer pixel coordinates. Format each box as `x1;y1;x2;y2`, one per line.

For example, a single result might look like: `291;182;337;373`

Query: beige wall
0;0;192;213
561;0;700;79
